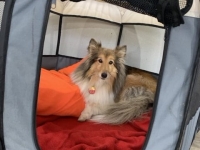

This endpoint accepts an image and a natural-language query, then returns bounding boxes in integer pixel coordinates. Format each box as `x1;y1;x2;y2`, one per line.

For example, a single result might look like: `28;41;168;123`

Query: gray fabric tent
0;0;200;149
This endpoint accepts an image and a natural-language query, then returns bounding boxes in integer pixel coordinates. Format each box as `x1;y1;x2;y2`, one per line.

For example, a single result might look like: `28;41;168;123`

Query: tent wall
143;16;200;150
41;1;200;150
1;0;199;150
197;115;200;132
2;0;51;149
43;12;165;74
176;36;200;149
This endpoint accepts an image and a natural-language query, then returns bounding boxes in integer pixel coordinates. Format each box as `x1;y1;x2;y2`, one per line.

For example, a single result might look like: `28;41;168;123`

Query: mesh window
103;0;192;26
179;0;187;9
0;1;5;30
104;0;189;17
104;0;158;17
61;0;192;26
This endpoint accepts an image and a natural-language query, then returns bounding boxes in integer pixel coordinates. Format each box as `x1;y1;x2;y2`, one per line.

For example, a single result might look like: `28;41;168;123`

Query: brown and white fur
71;39;157;124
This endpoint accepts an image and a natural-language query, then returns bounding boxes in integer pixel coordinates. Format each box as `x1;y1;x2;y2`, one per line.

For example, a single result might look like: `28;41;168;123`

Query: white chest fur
79;79;114;106
74;77;115;121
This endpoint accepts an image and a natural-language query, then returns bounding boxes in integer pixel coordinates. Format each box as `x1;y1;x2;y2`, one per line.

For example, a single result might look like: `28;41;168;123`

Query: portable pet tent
0;0;200;149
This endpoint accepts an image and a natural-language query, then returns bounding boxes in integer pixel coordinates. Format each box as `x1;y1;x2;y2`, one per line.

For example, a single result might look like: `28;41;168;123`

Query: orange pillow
37;61;85;117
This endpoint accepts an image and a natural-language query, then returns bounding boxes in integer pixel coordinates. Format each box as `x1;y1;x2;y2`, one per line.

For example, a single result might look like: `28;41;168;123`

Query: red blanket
37;112;151;150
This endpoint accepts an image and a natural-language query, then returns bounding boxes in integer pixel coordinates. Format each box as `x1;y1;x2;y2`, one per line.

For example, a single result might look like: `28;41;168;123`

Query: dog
71;38;157;124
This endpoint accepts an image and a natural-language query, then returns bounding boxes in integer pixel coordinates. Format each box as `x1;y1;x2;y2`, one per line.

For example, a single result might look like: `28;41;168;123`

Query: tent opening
35;1;165;149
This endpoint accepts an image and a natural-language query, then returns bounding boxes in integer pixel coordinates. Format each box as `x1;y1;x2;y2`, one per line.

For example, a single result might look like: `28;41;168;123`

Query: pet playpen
0;0;200;149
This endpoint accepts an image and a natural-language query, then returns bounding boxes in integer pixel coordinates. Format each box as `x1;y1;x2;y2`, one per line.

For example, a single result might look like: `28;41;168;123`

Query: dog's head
73;38;127;100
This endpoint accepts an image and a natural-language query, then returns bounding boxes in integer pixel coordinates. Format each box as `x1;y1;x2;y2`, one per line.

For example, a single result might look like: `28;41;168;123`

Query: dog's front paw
78;113;92;121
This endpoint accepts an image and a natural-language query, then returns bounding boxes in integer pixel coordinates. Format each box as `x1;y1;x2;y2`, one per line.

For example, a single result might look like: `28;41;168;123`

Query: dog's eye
98;59;103;63
109;60;114;65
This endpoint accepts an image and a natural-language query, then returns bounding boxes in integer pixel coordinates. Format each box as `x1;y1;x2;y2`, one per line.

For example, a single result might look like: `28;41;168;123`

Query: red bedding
37;112;151;150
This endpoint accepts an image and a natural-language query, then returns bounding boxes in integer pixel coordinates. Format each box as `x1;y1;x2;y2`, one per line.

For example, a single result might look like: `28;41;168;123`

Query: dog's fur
71;39;157;124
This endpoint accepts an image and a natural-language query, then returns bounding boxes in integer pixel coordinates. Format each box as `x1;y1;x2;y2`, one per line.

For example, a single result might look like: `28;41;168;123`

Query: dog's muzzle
101;72;107;79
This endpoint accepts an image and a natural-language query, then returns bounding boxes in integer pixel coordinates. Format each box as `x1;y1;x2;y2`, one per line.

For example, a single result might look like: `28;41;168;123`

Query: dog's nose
101;72;107;79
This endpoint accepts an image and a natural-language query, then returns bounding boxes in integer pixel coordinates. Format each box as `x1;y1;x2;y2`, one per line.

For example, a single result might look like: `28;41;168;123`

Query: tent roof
51;0;164;27
51;0;200;27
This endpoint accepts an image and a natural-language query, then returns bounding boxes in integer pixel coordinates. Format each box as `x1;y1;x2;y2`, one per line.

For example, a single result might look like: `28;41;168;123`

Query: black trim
142;26;171;150
43;54;82;60
0;0;16;149
175;26;200;150
42;55;59;57
117;24;123;46
56;15;62;55
122;23;164;29
50;10;165;29
55;15;63;70
50;10;120;26
196;113;200;132
32;0;52;150
42;55;82;70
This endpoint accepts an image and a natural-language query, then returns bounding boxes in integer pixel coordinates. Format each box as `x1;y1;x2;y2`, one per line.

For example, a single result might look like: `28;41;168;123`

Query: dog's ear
88;38;101;54
115;45;127;58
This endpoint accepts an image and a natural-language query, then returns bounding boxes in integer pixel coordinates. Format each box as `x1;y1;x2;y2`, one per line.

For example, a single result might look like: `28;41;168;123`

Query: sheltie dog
71;38;157;124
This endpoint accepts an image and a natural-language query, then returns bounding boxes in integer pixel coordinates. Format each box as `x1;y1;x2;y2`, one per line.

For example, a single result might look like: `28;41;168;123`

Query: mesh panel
179;0;187;9
0;1;5;30
104;0;158;17
60;0;191;26
103;0;192;26
104;0;188;17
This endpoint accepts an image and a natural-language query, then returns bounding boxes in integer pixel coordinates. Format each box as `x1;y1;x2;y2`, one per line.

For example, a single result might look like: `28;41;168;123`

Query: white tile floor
190;131;200;150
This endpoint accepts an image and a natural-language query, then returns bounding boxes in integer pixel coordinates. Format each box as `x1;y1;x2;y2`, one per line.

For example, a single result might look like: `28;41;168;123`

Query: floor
190;131;200;150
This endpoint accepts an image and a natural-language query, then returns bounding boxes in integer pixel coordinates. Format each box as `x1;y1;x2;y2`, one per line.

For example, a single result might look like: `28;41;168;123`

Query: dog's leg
78;102;106;121
78;104;93;121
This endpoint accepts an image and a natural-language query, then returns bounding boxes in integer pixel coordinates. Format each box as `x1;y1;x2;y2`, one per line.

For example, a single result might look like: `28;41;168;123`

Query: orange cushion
37;61;85;117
